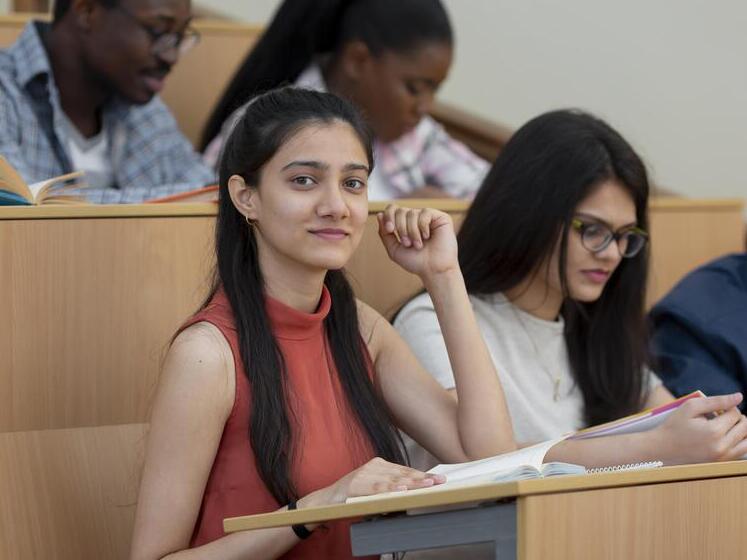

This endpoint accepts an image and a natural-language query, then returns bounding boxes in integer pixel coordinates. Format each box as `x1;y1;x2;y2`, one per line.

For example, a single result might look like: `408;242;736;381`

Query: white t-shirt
394;291;661;469
59;112;115;190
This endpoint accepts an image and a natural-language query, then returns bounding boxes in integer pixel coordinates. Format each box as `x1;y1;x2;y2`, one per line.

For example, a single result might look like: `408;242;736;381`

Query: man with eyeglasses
0;0;214;203
650;253;747;411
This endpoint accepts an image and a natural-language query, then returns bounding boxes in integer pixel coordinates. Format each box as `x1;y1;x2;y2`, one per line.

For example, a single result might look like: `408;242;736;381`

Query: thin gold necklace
508;302;563;402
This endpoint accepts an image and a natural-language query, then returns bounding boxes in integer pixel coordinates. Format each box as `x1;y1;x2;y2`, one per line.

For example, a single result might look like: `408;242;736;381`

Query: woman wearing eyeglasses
395;109;747;468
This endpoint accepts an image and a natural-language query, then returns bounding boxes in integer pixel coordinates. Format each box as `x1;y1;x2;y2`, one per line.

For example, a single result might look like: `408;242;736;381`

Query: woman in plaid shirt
201;0;488;201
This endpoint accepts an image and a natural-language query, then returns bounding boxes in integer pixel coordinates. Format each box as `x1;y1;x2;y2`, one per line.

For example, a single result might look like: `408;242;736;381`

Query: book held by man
0;156;87;205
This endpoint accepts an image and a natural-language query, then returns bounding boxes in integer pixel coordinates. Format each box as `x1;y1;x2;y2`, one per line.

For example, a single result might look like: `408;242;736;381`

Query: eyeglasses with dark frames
570;218;649;258
115;5;200;57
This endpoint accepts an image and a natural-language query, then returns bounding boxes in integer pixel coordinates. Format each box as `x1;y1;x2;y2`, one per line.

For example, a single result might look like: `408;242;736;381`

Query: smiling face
80;0;192;104
544;179;639;303
347;41;453;141
233;121;371;277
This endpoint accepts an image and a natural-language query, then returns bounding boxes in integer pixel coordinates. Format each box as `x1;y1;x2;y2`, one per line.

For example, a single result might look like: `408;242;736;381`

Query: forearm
544;432;663;469
424;270;515;458
157;524;301;560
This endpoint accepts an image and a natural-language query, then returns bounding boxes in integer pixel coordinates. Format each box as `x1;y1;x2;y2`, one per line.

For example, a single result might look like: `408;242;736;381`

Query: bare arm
130;324;311;560
368;206;516;464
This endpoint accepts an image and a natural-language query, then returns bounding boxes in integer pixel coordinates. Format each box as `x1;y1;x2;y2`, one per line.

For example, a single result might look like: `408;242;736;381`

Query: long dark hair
458;109;651;426
199;0;453;150
212;87;405;504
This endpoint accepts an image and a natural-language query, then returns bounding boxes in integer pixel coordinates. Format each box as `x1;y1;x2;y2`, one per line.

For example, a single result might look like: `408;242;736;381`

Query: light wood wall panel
518;474;747;560
0;215;214;432
0;423;147;560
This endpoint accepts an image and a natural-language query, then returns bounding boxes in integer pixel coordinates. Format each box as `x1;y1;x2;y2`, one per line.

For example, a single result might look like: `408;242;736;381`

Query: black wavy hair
458;109;652;426
211;87;406;504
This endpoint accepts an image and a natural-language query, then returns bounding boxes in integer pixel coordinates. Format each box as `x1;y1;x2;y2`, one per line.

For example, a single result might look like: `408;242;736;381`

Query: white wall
201;0;747;200
0;0;10;14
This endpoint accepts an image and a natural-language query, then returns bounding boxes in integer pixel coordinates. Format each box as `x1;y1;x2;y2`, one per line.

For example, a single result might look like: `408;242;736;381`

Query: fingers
681;393;742;418
352;457;446;496
708;406;742;433
378;205;438;250
720;415;747;460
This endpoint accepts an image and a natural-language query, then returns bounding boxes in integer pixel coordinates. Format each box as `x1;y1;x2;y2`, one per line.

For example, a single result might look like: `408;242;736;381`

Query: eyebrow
575;212;637;231
281;160;370;173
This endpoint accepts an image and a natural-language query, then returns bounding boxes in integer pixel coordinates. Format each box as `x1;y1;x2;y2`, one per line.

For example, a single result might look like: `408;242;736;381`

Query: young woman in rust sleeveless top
130;87;516;560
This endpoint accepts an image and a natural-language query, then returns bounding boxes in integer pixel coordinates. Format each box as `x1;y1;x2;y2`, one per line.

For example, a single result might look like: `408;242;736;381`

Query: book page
428;437;566;483
29;171;85;203
0;156;32;202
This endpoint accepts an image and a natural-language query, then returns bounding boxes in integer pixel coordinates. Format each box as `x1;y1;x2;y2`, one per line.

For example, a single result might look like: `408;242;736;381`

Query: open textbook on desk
347;393;708;505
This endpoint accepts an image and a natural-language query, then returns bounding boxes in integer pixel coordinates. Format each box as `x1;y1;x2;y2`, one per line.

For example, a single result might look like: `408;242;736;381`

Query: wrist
295;488;332;531
422;267;463;294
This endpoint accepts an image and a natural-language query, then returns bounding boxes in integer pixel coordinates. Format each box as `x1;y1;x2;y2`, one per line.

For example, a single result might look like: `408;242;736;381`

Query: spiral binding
587;460;663;474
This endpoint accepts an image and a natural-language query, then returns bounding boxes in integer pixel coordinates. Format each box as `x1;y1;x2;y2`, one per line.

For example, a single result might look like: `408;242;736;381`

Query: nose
596;237;623;266
317;183;349;219
415;91;436;118
156;45;179;67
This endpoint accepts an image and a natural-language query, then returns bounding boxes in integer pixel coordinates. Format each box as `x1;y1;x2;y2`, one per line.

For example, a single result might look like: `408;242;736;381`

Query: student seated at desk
650;253;747;408
200;0;488;201
130;88;515;560
0;0;215;203
395;109;747;468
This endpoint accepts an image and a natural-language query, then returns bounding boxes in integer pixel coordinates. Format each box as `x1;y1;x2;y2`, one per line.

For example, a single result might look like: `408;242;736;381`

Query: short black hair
53;0;118;24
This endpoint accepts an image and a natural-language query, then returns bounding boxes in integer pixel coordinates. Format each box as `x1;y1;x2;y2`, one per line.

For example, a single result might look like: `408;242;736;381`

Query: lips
141;70;169;94
581;269;611;284
309;228;350;241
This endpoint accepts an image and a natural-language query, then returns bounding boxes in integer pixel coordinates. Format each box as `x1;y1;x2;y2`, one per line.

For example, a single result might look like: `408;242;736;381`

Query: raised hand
377;204;458;280
654;393;747;464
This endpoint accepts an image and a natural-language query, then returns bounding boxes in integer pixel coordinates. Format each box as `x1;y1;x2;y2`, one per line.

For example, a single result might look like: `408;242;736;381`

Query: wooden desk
223;461;747;559
0;198;742;432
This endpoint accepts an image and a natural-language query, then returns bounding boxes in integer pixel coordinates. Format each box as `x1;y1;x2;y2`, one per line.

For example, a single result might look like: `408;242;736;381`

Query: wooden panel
518;474;747;560
0;216;214;431
0;423;147;560
159;20;261;145
647;198;745;305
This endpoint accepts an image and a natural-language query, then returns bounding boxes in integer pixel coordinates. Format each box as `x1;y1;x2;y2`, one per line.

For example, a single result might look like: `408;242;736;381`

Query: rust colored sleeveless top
184;287;376;559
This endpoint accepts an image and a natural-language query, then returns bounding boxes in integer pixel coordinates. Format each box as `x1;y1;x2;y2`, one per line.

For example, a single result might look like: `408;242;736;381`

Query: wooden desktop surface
223;461;747;560
0;198;743;433
222;460;747;531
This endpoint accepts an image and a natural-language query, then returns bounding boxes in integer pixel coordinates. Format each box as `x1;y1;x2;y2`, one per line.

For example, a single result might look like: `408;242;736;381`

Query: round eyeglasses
115;5;201;57
571;218;649;258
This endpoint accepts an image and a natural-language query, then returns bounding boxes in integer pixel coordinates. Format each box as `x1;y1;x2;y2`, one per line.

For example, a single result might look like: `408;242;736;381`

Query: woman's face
233;121;371;274
349;41;453;142
547;180;639;303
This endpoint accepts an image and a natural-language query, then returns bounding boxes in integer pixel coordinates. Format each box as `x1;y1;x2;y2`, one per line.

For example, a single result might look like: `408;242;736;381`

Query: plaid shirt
204;65;488;200
0;22;216;203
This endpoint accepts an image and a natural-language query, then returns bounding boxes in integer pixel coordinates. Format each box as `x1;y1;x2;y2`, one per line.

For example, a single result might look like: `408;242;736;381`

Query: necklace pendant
553;378;561;402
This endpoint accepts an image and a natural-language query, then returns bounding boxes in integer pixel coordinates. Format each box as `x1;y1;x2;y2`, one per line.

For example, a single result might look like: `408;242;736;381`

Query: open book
0;156;86;205
569;391;705;440
346;439;575;504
